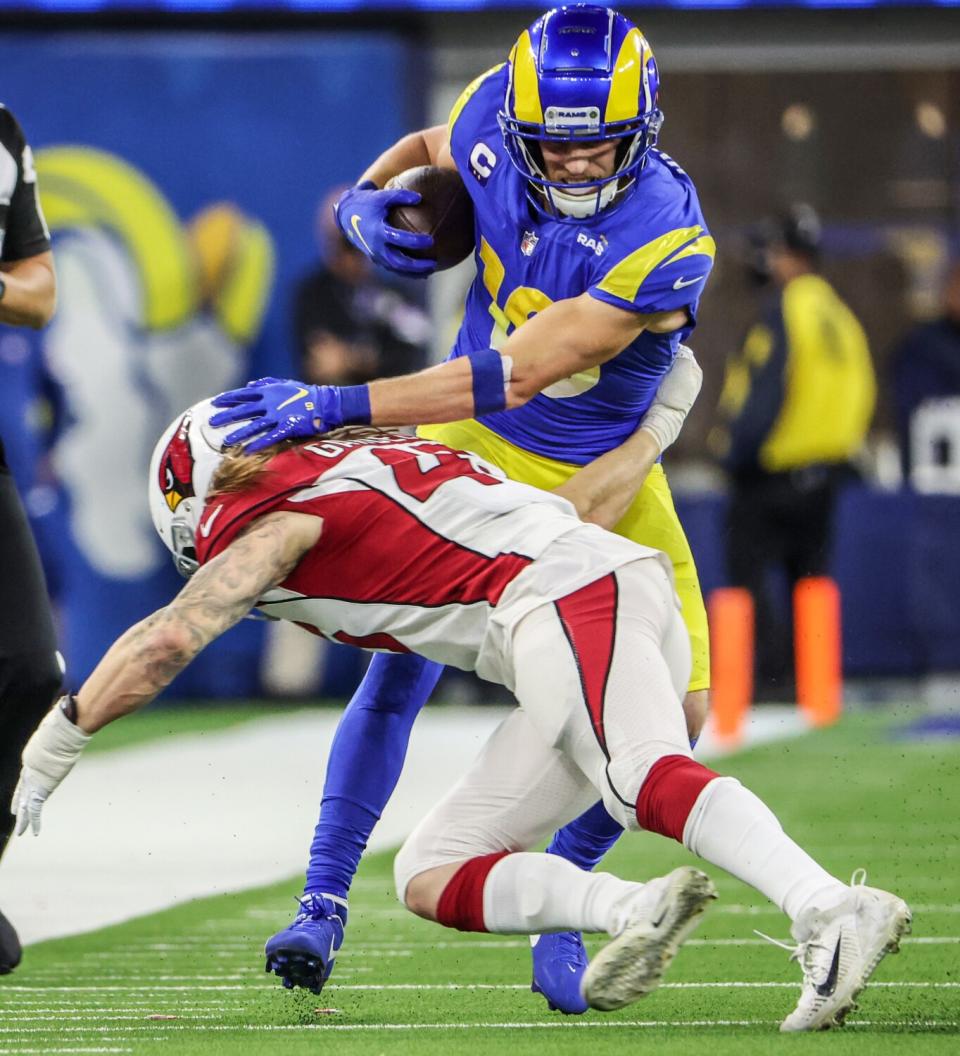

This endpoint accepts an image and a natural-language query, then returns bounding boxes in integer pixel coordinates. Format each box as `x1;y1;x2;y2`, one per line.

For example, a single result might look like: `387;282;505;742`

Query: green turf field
3;712;958;1054
84;701;318;755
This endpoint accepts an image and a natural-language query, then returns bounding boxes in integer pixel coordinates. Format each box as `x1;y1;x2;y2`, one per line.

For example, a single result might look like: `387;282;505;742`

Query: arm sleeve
1;110;51;262
589;226;715;323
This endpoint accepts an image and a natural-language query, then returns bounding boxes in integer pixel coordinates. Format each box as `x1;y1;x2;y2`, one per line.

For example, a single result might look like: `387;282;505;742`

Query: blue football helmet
498;4;663;221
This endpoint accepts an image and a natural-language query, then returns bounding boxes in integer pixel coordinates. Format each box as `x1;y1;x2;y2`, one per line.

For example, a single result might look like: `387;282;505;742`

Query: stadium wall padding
0;32;425;695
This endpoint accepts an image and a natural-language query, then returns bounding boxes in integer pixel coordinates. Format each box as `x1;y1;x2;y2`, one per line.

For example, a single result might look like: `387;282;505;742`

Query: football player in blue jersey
212;4;715;1013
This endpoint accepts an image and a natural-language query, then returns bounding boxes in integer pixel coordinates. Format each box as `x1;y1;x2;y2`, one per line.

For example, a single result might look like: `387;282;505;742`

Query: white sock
481;852;643;935
683;776;846;921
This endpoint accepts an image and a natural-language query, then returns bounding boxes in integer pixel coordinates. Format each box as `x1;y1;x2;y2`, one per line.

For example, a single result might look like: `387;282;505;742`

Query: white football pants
395;557;692;901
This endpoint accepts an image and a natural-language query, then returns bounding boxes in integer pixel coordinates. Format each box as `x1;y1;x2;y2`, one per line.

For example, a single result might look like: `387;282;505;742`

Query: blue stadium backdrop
0;32;425;695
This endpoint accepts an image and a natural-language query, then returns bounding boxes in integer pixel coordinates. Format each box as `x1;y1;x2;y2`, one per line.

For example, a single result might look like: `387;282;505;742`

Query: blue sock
304;652;443;899
546;799;624;871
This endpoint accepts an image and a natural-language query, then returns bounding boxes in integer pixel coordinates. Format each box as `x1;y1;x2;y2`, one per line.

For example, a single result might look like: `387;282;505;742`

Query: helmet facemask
498;6;663;223
501;109;662;220
169;518;199;580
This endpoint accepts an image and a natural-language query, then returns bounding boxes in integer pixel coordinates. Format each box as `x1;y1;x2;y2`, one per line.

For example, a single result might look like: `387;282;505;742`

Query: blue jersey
447;64;715;465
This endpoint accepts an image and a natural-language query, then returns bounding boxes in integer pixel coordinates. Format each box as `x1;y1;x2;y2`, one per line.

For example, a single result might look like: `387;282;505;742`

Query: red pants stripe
553;573;619;758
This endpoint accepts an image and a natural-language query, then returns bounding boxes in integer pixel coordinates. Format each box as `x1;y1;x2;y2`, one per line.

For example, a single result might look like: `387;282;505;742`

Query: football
386;165;475;271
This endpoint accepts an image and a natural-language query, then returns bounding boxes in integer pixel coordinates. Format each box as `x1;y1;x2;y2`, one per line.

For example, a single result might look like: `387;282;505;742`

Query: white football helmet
148;398;234;578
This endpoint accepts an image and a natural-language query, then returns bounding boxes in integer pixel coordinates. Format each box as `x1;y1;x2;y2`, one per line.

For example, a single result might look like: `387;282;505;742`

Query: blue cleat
530;931;590;1014
264;893;348;994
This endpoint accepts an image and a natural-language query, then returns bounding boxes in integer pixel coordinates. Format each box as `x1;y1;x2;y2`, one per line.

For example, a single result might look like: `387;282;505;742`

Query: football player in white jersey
13;389;909;1030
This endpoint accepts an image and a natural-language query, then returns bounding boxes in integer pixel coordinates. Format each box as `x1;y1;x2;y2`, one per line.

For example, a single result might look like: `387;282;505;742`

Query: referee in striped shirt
0;103;60;974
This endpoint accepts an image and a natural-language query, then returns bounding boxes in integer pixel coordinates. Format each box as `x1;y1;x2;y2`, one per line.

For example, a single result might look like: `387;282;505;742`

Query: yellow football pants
418;419;710;693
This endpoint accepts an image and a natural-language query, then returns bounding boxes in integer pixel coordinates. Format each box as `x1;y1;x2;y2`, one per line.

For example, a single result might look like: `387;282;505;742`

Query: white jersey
194;432;666;683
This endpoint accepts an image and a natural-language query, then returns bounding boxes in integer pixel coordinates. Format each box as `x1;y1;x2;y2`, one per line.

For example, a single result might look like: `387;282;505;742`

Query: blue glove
335;180;436;276
209;378;371;453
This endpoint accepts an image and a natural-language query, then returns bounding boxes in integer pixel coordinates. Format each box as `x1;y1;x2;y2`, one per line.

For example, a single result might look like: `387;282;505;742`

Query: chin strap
547;181;619;219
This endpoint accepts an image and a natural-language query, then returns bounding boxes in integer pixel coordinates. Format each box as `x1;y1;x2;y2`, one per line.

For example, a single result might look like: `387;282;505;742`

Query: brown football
386;166;475;271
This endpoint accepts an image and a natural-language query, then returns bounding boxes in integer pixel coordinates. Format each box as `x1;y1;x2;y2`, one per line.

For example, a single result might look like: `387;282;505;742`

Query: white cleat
581;865;717;1012
777;870;912;1032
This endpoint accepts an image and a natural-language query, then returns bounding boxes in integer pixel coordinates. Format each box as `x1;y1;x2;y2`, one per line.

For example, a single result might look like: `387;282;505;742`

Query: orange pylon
708;587;754;747
794;576;843;727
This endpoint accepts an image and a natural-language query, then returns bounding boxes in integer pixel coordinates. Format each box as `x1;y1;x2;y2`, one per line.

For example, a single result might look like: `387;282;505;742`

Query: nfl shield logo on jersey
520;230;539;256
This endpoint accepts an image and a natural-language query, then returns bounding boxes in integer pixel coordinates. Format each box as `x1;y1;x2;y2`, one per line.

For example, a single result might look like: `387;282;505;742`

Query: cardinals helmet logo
158;412;196;512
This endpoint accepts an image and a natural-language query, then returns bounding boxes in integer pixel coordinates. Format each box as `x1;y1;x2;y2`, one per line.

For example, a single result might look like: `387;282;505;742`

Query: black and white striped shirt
0;105;50;264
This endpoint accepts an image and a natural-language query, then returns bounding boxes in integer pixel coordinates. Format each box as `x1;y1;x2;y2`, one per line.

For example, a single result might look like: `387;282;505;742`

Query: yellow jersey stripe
664;234;717;266
596;225;704;303
447;63;506;137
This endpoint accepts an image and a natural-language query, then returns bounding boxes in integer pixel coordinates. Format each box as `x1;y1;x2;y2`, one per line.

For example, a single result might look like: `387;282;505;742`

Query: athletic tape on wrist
58;693;79;725
466;348;509;416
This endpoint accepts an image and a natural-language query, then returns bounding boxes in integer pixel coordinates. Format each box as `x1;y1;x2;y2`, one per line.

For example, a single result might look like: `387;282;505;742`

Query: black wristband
0;276;6;302
58;693;79;724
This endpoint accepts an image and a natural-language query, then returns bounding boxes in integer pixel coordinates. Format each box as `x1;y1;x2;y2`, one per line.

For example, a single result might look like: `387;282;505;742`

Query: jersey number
478;237;600;399
373;443;501;502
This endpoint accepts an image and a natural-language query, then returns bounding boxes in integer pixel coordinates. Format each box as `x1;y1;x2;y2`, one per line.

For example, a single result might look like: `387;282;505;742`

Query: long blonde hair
208;427;391;498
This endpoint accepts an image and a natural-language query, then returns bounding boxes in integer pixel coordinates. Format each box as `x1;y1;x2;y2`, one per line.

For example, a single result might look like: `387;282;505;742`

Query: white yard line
1;706;806;946
326;981;957;990
2;981;958;1010
4;1021;958;1034
1;1016;226;1023
3;975;957;996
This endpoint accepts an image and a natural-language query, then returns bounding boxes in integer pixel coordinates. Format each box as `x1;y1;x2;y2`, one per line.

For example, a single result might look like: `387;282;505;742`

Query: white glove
639;344;703;454
11;699;91;836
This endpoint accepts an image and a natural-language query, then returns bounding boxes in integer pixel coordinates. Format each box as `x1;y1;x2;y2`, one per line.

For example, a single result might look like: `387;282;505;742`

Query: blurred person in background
0;104;60;975
890;260;960;479
710;204;876;699
293;187;431;386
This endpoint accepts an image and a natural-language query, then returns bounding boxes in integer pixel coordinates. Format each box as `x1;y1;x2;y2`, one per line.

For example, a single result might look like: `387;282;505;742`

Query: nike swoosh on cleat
673;275;704;290
350;214;373;255
814;939;842;997
277;386;309;411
